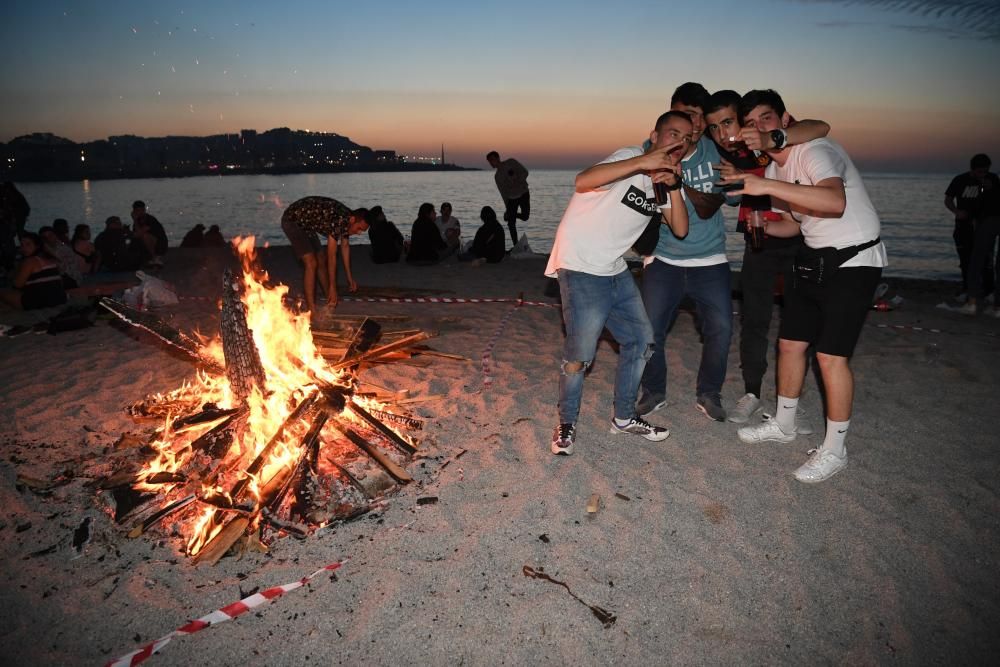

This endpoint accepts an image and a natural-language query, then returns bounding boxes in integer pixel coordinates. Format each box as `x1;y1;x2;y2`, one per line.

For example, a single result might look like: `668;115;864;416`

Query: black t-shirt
946;172;1000;219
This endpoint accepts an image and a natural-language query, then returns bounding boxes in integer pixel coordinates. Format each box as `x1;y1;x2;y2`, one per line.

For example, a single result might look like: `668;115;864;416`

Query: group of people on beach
546;82;887;486
279;153;530;312
0;194;233;312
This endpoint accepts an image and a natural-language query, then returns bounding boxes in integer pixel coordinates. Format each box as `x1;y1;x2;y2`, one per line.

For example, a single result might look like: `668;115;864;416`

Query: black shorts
779;266;882;357
281;216;322;259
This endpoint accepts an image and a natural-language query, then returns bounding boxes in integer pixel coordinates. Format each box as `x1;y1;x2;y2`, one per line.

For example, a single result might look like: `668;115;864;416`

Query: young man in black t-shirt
946;153;997;307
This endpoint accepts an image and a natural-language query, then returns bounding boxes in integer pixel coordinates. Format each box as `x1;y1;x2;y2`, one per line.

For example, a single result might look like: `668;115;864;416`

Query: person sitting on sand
204;225;227;247
131;217;159;268
180;224;205;248
366;206;404;264
94;216;150;272
436;202;462;256
39;225;84;288
281;196;369;311
53;218;71;244
0;232;67;310
459;206;506;264
406;203;448;265
72;224;99;274
131;201;168;261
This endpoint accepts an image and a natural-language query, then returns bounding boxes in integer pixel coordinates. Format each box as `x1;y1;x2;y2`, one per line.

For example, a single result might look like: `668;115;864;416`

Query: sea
16;170;956;281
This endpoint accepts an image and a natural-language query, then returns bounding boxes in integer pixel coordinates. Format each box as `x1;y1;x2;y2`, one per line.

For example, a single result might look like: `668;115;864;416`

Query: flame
129;236;375;557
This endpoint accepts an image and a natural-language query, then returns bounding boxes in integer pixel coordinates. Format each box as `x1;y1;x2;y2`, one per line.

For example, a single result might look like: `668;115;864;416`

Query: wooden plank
192;516;250;566
339;428;412;484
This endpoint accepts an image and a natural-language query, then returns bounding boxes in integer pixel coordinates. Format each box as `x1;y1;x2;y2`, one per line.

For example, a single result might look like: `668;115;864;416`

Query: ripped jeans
557;268;654;424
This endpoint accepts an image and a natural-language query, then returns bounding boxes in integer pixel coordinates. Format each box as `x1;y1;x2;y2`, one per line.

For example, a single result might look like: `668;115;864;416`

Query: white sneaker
956;302;977;316
793;448;847;483
738;419;796;444
727;393;761;423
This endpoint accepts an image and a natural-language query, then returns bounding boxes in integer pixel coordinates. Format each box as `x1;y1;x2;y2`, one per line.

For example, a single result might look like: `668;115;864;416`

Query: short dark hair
132;200;146;210
704;90;742;118
971;153;991;169
486;151;499;161
480;206;498;223
670;82;709;110
53;218;69;232
441;202;452;211
739;89;786;124
106;215;122;227
654;110;692;133
352;207;369;223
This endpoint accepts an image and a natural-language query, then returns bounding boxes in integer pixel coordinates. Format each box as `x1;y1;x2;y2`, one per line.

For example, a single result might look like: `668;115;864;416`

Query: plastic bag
122;270;178;309
509;233;534;259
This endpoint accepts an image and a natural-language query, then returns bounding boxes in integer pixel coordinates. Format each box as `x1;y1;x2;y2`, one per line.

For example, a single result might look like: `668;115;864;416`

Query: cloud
790;0;1000;40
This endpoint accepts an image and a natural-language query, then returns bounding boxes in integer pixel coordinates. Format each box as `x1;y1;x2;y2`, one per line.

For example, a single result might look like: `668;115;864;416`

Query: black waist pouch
794;237;880;287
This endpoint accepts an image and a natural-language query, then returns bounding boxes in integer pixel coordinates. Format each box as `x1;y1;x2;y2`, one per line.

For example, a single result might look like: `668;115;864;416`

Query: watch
770;128;787;149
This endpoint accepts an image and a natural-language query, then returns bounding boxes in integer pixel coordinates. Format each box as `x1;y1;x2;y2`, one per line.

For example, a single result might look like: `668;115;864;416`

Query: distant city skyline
2;0;998;172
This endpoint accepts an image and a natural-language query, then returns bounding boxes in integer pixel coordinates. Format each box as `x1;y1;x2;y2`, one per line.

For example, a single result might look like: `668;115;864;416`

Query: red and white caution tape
342;295;558;307
105;560;347;667
481;298;525;386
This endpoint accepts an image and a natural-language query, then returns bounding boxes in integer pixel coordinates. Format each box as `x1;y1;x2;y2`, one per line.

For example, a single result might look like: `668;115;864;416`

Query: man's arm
339;238;357;292
741;120;830;151
326;236;339;305
762;213;801;238
724;173;846;218
575;144;684;193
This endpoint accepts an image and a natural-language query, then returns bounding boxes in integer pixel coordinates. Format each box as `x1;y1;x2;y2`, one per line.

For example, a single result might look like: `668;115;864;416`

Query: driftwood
220;269;268;402
98;298;223;372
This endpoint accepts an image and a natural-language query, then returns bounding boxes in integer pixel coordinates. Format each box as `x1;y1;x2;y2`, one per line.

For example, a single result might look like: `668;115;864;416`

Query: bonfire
97;238;422;565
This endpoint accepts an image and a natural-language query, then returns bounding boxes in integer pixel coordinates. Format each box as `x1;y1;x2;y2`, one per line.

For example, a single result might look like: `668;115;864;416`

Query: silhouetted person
52;218;71;244
204;225;226;247
946;153;996;304
181;224;205;248
0;232;67;311
366;206;404;264
94;216;150;271
72;224;99;274
486;151;530;245
459;206;506;263
0;182;30;270
406;203;447;265
131;200;168;259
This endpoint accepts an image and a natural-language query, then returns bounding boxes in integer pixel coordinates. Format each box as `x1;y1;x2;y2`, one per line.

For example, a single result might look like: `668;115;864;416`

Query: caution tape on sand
105;560;346;667
480;298;526;387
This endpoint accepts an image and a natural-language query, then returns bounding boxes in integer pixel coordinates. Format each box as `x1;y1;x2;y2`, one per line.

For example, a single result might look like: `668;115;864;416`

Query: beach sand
1;245;998;665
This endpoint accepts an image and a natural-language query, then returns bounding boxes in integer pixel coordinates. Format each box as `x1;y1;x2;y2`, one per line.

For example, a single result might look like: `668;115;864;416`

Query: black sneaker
696;393;726;422
609;416;670;441
636;390;666;417
551;423;576;455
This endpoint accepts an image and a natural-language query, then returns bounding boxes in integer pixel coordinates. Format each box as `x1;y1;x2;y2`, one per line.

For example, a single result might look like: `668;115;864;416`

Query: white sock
615;416;631;426
775;395;798;433
822;419;849;457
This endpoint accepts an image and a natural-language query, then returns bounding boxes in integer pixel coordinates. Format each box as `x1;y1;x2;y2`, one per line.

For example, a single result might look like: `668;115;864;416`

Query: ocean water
17;169;958;280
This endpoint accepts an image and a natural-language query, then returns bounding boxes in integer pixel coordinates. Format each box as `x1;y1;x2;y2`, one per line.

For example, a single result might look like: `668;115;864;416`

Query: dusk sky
2;0;998;172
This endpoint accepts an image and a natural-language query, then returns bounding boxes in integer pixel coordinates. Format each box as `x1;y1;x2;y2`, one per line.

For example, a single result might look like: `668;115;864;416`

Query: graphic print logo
622;185;658;215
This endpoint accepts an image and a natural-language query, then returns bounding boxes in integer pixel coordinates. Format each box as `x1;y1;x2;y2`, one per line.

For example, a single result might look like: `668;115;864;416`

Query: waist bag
794;237;880;287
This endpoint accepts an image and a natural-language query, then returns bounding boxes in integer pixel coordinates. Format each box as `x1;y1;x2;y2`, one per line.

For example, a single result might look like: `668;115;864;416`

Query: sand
1;245;998;665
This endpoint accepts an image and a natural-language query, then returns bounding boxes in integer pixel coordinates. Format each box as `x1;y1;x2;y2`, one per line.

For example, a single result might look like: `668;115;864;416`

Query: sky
1;0;998;172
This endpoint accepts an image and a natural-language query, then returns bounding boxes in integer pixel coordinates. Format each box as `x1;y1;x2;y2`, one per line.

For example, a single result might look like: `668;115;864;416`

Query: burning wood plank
220;269;268;402
329;331;433;371
347;400;418;455
337;427;413;485
98;297;223;373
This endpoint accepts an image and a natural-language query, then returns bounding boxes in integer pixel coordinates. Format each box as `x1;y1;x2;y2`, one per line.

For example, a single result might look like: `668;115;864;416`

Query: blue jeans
557;268;654;424
640;259;732;400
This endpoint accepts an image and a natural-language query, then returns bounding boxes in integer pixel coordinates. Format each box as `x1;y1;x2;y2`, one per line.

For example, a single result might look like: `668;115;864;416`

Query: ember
98;238;424;564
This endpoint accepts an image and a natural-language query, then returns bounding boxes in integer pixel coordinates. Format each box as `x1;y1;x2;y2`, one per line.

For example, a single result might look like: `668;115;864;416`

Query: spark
131;26;138;34
190;104;195;113
171;65;176;73
195;59;200;65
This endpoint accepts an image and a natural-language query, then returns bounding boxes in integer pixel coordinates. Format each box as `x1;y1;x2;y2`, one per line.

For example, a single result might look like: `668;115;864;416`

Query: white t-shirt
767;138;887;268
544;146;657;278
436;215;461;247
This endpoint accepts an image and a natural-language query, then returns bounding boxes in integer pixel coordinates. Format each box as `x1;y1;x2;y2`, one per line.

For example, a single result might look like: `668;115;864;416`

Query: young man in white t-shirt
720;89;887;483
544;111;692;455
